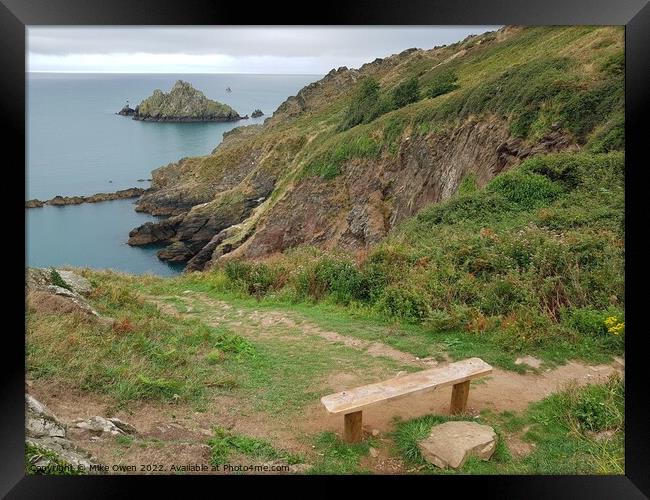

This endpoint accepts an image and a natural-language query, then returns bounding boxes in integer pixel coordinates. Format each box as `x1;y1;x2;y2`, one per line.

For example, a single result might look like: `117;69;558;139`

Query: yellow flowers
604;316;625;335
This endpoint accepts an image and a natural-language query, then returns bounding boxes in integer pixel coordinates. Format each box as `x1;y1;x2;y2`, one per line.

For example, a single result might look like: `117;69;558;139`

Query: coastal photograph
25;26;624;475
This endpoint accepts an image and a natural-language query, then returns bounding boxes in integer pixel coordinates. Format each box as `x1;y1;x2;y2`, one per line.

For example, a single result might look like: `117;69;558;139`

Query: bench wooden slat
321;357;492;415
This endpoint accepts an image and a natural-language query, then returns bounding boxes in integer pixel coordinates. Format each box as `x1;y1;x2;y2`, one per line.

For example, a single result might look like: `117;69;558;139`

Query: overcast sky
27;26;500;74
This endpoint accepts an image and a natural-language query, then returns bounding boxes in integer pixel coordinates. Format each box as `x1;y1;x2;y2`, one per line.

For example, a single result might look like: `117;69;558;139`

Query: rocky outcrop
128;215;184;245
125;80;242;122
26;268;115;326
418;421;497;469
251;109;264;118
116;104;136;116
26;187;146;208
26;199;44;208
229;117;575;264
26;394;100;472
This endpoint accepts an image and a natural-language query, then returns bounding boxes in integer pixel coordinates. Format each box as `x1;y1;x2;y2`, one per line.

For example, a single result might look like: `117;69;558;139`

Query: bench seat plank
321;357;492;415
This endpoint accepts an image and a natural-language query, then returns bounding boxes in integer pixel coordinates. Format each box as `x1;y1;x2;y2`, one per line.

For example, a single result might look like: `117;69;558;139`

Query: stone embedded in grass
418;421;497;469
72;416;136;437
515;356;543;369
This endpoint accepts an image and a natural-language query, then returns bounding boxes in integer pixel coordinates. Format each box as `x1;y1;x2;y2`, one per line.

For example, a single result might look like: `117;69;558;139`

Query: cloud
27;26;501;73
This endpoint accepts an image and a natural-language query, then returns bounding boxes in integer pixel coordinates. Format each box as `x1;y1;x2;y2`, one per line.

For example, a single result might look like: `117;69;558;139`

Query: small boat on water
225;87;232;93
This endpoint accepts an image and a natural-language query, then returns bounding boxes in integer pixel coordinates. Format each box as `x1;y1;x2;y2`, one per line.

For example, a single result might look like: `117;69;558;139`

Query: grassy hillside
133;26;624;269
183;150;624;364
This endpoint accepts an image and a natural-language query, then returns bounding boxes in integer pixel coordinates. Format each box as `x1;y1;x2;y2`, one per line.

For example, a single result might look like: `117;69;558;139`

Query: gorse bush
339;77;392;132
425;70;459;99
392;77;420;109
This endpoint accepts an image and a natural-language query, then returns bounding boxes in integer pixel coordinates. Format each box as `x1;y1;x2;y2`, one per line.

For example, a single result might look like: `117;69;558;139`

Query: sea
26;73;320;276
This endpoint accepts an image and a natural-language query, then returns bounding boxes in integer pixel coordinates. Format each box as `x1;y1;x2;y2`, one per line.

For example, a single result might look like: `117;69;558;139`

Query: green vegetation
304;128;381;179
26;276;254;406
392;77;420;109
208;426;303;466
204;151;625;365
425;70;460;99
308;432;375;474
393;375;624;474
49;268;72;292
339;77;392;132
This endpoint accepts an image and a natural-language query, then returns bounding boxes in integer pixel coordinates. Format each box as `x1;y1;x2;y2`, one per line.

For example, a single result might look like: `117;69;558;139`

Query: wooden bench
320;357;492;442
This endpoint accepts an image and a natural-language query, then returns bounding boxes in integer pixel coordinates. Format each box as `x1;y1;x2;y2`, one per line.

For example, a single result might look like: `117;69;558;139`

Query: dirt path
149;291;624;433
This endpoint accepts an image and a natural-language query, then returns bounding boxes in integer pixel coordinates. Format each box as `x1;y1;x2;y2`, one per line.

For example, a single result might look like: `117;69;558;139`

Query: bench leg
343;411;363;443
450;380;470;414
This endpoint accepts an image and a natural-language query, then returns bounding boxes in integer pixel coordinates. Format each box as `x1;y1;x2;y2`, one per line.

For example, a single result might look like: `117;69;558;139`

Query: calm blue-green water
26;73;320;276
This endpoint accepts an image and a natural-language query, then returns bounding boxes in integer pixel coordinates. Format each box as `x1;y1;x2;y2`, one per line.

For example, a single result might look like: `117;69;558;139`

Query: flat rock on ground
515;355;543;369
418;421;497;469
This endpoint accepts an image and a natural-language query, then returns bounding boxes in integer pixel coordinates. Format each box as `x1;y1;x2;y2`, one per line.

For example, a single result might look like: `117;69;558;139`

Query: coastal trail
30;288;623;474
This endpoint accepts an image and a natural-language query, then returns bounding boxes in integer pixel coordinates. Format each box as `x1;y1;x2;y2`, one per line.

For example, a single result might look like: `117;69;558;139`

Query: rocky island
117;80;243;122
251;109;264;118
26;187;147;208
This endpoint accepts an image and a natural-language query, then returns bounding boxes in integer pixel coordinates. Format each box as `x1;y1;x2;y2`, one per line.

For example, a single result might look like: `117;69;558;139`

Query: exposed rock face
231;118;575;263
116;104;136;116
26;268;103;319
418;421;498;469
26;394;100;472
26;187;146;208
128;215;184;245
26;199;44;208
128;80;242;122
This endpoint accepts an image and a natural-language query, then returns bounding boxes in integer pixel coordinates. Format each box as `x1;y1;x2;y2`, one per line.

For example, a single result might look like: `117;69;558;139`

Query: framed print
2;0;648;496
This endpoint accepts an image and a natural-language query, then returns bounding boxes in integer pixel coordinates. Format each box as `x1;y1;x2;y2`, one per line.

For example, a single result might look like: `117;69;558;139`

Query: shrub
559;79;623;139
487;171;563;209
479;278;527;315
493;306;566;351
426;70;459;99
510;108;538;139
339;77;392;131
49;268;72;292
457;174;478;196
392;77;420;109
588;115;624;153
562;307;624;340
375;286;431;322
223;260;282;297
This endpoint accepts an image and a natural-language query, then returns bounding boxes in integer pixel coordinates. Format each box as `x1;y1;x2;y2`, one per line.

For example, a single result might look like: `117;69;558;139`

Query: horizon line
27;70;325;75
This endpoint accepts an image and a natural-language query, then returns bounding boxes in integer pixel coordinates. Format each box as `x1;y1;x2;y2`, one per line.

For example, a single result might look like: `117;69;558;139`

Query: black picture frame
3;0;648;497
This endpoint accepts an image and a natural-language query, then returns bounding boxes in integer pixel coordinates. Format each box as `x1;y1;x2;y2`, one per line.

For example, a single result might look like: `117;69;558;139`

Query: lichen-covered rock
26;394;101;473
133;80;241;122
52;270;92;296
72;416;135;437
26;268;99;317
26;394;66;439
